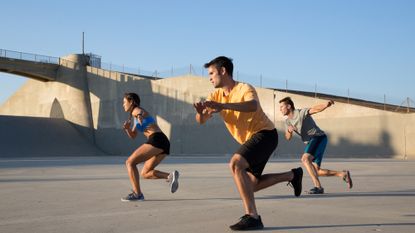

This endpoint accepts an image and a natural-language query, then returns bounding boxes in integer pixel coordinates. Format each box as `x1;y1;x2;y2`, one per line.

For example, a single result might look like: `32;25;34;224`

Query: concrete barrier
1;54;414;159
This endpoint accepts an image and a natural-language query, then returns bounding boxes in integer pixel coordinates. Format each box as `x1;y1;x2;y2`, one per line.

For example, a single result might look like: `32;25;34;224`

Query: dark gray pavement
1;156;414;233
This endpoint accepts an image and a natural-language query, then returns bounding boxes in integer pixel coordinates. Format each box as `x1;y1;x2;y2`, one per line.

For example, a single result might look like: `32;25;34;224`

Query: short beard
214;78;223;88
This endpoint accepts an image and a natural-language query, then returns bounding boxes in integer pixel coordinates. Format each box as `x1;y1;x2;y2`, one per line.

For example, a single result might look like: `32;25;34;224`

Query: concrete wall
0;115;102;157
273;92;414;159
85;68;239;155
403;113;415;159
0;54;95;143
1;54;414;159
83;67;415;159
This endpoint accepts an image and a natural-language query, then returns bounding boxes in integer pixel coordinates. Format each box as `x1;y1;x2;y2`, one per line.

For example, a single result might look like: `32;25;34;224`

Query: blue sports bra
134;115;156;132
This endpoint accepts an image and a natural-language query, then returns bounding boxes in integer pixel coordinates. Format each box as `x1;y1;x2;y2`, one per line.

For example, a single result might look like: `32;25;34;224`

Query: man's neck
286;110;294;119
222;78;236;96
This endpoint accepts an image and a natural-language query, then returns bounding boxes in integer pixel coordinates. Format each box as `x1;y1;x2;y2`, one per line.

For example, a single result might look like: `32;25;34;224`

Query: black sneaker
308;187;324;194
229;214;264;231
289;167;303;197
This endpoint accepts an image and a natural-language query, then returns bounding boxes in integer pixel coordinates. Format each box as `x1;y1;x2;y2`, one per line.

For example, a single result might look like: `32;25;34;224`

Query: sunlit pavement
1;156;414;233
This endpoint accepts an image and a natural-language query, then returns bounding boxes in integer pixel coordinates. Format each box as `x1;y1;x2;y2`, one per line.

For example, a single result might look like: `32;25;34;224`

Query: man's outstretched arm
309;100;334;115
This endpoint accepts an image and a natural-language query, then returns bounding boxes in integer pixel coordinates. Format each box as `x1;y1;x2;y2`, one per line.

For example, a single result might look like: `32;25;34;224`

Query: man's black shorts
236;129;278;178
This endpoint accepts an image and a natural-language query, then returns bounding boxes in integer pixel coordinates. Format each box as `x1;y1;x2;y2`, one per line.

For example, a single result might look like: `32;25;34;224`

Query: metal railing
1;48;413;111
98;61;206;79
97;61;414;111
0;49;60;64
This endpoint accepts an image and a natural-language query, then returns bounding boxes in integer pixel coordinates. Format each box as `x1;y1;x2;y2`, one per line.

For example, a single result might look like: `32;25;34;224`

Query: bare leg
247;171;294;192
229;154;258;218
313;163;345;178
313;163;351;188
141;153;169;179
301;153;322;188
125;144;164;194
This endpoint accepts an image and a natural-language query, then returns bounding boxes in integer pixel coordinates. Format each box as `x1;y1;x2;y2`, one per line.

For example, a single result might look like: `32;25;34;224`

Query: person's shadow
262;222;415;231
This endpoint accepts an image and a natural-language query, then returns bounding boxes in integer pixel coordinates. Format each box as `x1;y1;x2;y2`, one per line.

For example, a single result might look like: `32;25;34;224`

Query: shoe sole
346;170;353;189
294;167;303;197
170;170;179;193
121;198;144;202
230;225;264;231
306;191;325;195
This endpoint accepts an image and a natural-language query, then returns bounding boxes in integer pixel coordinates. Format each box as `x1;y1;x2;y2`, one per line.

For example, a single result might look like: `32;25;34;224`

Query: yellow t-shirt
207;82;275;144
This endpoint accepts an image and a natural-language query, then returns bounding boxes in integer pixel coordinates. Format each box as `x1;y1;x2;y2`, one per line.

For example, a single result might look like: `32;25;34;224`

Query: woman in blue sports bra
121;92;179;202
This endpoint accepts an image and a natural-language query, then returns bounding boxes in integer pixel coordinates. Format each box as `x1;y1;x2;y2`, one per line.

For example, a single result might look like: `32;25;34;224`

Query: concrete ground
0;156;414;233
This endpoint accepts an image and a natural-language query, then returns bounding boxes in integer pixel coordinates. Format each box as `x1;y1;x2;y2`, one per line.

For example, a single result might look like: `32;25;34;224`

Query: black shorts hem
236;129;278;178
146;132;170;155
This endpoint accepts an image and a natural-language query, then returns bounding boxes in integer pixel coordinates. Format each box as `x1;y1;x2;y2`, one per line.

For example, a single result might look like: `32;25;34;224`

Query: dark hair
279;97;295;110
124;93;141;120
204;56;233;77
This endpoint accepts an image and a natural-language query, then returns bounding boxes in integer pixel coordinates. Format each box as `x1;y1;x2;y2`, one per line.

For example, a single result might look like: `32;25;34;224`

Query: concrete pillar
57;54;95;144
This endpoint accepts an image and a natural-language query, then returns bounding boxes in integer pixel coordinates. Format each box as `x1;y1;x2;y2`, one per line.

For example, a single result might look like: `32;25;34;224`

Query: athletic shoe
288;167;303;197
308;187;324;194
121;192;144;202
229;215;264;231
343;170;353;189
168;170;179;193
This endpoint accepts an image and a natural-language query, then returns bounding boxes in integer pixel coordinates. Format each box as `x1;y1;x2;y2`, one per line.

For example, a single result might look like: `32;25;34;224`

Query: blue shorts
304;135;327;167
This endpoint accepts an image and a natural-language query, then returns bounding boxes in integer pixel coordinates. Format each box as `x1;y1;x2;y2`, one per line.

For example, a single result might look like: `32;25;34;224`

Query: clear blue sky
1;0;414;106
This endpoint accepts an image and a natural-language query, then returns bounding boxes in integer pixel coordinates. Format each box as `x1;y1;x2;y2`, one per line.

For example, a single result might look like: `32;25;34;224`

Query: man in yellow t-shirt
194;56;303;231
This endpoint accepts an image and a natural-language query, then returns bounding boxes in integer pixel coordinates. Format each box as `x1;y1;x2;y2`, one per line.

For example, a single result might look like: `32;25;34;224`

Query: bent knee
229;155;248;172
125;159;132;167
301;154;313;163
140;169;153;179
125;158;138;167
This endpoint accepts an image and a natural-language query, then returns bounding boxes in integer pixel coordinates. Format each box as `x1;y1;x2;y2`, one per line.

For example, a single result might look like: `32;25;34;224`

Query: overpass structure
0;49;414;159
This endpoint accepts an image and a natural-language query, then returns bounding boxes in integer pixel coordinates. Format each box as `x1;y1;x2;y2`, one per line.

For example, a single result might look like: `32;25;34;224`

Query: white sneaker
168;170;179;193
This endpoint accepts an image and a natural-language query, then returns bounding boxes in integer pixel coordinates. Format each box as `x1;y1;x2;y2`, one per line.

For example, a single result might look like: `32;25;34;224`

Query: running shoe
168;170;179;193
343;170;353;189
229;214;264;231
121;192;144;202
288;167;303;197
308;187;324;194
